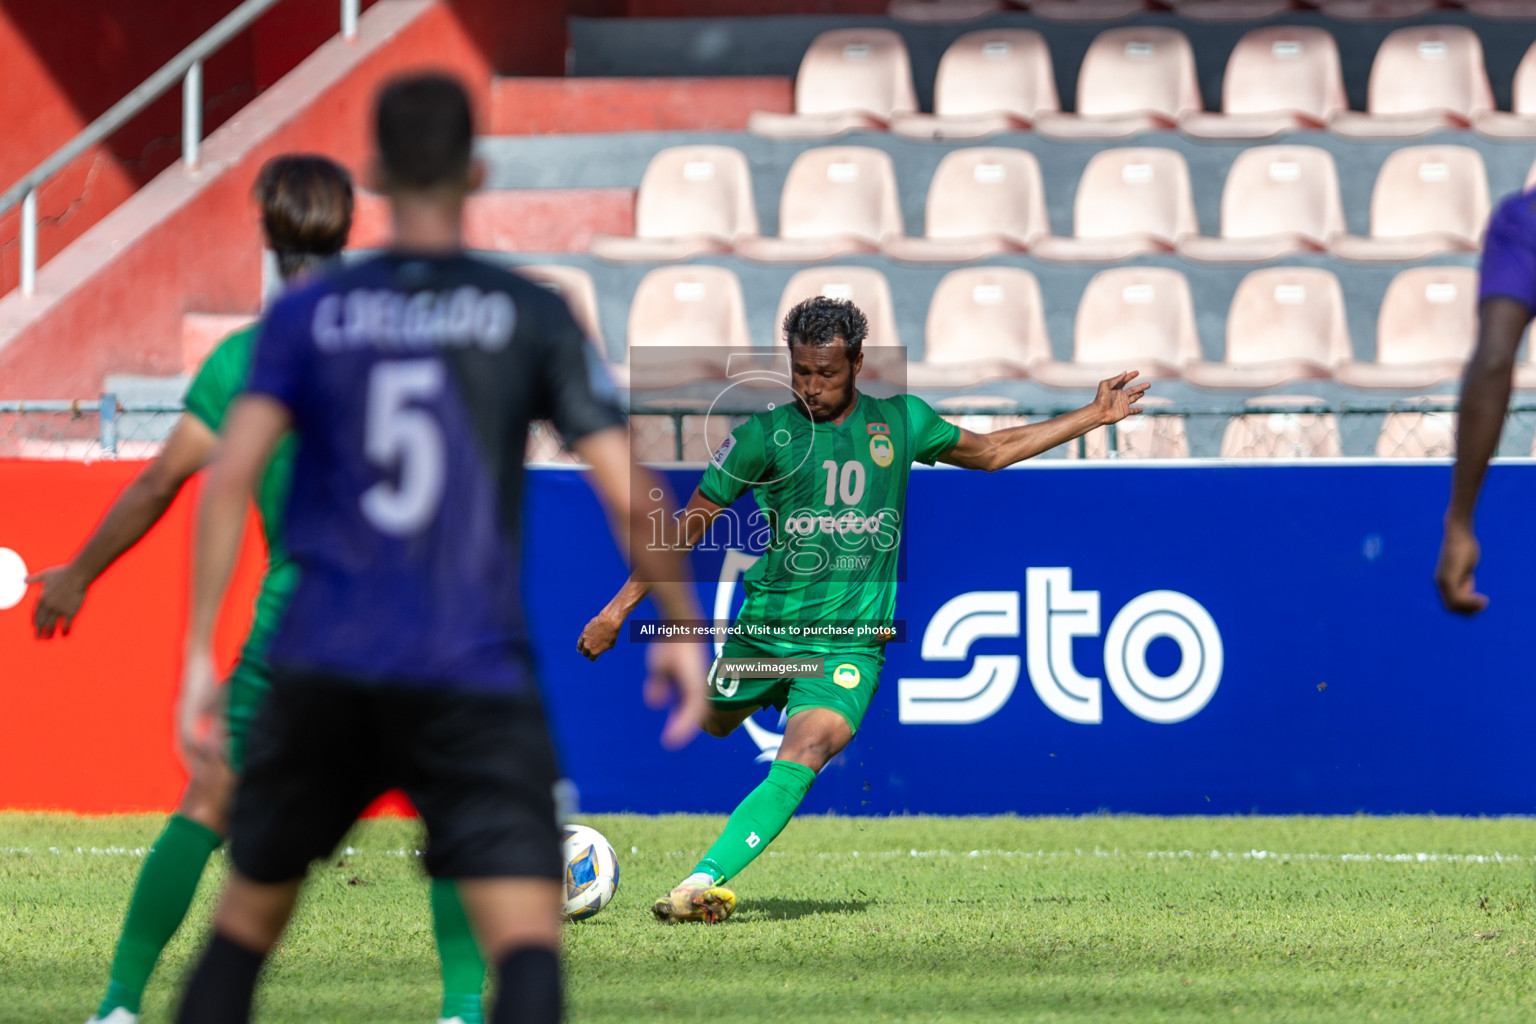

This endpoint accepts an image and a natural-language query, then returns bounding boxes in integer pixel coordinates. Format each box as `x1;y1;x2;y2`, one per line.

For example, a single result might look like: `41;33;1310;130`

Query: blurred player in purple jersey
173;74;709;1024
1437;191;1536;613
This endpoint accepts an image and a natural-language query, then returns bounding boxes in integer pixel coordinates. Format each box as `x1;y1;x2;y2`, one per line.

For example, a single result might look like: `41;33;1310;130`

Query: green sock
431;877;486;1024
96;813;223;1017
695;760;818;884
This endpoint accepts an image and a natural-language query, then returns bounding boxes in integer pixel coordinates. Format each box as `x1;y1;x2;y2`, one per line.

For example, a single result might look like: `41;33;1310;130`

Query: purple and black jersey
247;253;624;693
1480;189;1536;313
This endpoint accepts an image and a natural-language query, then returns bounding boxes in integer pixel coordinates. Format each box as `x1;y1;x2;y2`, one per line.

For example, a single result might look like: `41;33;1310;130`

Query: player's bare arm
577;488;727;661
940;371;1148;471
179;395;290;764
1437;298;1531;615
27;414;217;639
573;426;711;749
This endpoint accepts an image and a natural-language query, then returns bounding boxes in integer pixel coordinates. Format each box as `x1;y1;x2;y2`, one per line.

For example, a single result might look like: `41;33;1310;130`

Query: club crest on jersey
833;664;862;689
710;435;737;468
869;434;894;468
867;422;890;435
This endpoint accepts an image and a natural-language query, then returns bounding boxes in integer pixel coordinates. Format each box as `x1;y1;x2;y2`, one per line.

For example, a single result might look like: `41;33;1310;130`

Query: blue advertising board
524;463;1536;816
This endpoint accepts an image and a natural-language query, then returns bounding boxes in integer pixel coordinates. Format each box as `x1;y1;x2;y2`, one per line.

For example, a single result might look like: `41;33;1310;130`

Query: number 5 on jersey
361;359;447;535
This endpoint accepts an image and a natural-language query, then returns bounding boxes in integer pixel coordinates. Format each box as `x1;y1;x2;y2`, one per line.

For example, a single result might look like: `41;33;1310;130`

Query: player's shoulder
1489;187;1536;235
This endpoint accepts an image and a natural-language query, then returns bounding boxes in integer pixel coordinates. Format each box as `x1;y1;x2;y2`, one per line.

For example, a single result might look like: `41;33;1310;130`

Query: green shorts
223;654;272;772
708;640;884;737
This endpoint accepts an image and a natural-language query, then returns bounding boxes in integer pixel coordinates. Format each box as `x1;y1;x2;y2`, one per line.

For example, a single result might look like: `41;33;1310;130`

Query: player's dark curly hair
254;155;353;280
781;296;868;359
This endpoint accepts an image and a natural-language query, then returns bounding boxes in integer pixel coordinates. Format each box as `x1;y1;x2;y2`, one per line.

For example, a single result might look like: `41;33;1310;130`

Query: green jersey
698;392;960;656
182;324;297;663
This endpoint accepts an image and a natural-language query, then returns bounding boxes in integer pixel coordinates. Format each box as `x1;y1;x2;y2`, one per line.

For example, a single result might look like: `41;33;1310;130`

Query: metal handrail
2;0;360;297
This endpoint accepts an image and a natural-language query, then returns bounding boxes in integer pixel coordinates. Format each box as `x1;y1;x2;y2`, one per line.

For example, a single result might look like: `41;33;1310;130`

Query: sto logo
898;569;1223;726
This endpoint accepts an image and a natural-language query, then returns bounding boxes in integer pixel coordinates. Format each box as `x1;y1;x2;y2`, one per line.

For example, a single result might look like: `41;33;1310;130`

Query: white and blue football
561;824;619;921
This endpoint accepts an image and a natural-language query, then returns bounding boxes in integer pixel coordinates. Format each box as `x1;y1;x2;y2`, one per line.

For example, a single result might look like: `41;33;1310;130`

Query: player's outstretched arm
1437;298;1530;615
939;371;1148;471
573;427;712;749
180;396;289;764
577;488;727;662
26;414;218;639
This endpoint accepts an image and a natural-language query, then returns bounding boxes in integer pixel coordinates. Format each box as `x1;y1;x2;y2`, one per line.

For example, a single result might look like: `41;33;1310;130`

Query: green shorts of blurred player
88;658;486;1024
652;640;883;923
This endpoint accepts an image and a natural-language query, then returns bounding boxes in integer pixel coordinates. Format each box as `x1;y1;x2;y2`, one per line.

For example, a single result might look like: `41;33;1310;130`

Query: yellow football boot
651;881;737;924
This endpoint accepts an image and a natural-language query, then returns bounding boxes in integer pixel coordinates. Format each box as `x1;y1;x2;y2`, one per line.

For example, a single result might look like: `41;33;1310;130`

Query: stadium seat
1330;26;1494;138
777;266;902;379
1031;149;1197;262
889;30;1058;139
1179;146;1344;262
1475;40;1536;138
589;146;758;262
1034;27;1200;139
883;149;1048;262
735;147;903;263
624;266;751;386
1074;395;1191;459
749;29;918;138
1184;268;1351;388
908;268;1049;387
518;265;604;347
1377;398;1457;457
1221;396;1342;458
1334;266;1478;388
1032;267;1200;388
1330;146;1489;261
933;396;1029;444
1180;27;1346;140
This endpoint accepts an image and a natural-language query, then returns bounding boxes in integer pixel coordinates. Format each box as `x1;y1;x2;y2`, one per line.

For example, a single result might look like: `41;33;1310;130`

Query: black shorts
229;670;563;885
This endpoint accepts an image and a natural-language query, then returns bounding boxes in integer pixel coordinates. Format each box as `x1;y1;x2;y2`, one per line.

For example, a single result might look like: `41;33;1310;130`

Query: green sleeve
183;325;258;433
904;394;962;466
697;416;770;507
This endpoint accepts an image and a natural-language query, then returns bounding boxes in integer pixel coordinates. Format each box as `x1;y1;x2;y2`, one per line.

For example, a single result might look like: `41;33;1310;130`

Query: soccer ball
561;824;619;921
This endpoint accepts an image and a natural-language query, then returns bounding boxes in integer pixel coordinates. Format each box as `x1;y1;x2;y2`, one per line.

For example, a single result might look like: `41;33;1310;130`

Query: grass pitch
3;813;1535;1023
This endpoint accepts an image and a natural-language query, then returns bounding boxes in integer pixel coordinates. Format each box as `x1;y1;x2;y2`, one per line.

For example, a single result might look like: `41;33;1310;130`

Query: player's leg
88;658;261;1023
178;671;378;1024
656;655;879;923
401;688;566;1024
431;878;488;1024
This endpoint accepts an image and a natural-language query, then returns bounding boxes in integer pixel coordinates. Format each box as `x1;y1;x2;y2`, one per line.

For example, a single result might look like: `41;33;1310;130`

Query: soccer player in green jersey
578;296;1149;923
28;156;488;1024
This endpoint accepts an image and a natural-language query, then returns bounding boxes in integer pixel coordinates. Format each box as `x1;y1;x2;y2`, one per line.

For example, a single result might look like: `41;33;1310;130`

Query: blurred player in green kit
28;155;488;1024
577;296;1148;922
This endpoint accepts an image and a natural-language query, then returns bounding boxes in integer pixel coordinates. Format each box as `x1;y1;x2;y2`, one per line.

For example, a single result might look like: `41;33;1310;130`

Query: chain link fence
2;397;1532;463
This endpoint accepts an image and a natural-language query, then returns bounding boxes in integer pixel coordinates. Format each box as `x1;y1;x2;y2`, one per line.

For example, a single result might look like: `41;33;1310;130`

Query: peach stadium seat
518;265;604;347
519;265;605;465
1032;267;1201;388
1334;266;1478;388
1330;26;1494;138
1221;396;1342;458
1034;27;1200;140
907;268;1050;387
1031;148;1197;262
749;29;918;138
1073;395;1191;459
776;266;903;380
1377;398;1457;458
1181;27;1346;140
589;146;759;262
890;30;1058;139
1475;40;1536;138
883;148;1048;262
1184;268;1352;389
1330;146;1489;261
735;147;903;263
624;266;751;390
1179;145;1345;262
